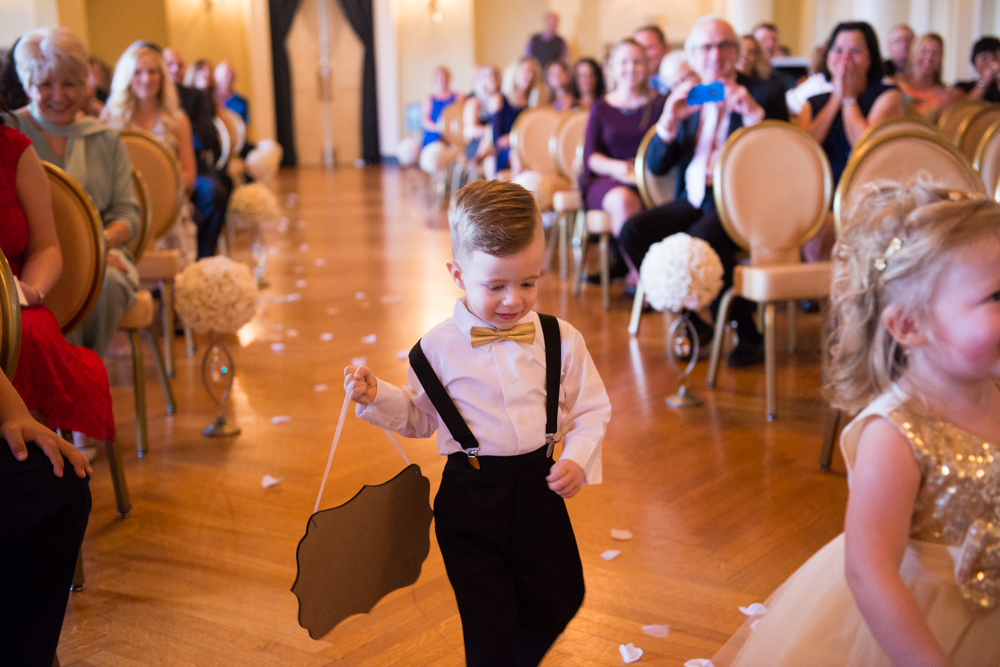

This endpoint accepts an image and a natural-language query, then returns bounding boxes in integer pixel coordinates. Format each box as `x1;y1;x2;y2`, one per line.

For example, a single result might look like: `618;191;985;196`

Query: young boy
344;180;611;666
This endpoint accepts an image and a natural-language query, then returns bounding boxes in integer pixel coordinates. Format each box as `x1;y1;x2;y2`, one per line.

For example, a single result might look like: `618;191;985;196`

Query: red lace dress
1;125;115;441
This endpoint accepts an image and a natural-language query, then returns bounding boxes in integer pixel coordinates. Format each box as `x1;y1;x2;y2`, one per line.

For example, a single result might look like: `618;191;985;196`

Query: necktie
469;322;535;348
685;101;720;209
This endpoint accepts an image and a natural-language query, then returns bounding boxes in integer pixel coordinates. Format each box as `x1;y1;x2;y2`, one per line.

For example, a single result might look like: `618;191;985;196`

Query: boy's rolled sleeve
556;323;611;485
355;370;440;439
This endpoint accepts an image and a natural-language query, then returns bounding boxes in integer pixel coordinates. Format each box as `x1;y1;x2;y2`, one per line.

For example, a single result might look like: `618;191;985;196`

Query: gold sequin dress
710;386;1000;666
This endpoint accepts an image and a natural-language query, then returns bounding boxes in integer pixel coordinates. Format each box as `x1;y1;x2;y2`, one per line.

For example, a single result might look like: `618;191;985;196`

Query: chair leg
599;232;610;312
71;548;85;591
628;281;645;335
160;279;176;379
545;211;560;273
571;210;586;296
558;211;569;280
144;328;176;415
820;407;843;471
786;300;797;353
217;233;229;258
707;287;737;388
104;438;132;517
128;329;149;457
185;327;196;355
820;297;832;383
764;302;778;421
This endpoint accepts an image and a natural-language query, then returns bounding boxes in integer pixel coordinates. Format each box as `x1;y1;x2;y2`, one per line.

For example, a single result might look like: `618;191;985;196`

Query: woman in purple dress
582;39;666;237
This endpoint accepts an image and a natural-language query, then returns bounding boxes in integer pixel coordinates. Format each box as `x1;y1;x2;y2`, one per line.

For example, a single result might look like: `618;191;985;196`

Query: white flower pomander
228;183;280;228
245;138;283;184
175;257;260;334
640;233;724;313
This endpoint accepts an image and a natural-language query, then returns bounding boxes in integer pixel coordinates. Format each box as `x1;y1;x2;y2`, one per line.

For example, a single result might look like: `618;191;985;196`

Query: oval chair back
120;130;184;242
976;118;1000;200
834;130;984;233
440;100;465;149
855;116;941;150
0;251;22;380
635;125;677;209
40;162;106;334
213;116;232;169
126;170;154;262
957;105;1000;162
714;121;832;265
549;109;588;180
510;107;563;175
938;99;989;143
219;108;246;155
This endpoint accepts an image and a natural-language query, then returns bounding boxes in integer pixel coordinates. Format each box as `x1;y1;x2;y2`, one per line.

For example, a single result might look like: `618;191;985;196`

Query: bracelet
842;97;858;107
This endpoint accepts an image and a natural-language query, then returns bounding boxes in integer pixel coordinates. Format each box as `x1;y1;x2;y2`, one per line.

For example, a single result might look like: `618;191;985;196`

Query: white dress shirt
357;298;611;484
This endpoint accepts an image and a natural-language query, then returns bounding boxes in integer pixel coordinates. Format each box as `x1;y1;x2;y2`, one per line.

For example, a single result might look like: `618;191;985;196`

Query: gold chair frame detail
41;162;107;334
973;116;1000;197
855;115;940;150
0;252;21;380
119;130;185;240
126;170;154;262
634;125;661;210
548;110;588;180
937;99;989;141
833;129;984;235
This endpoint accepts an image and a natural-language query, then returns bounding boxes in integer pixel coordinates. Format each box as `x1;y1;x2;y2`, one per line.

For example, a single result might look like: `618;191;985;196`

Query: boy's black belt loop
408;314;562;470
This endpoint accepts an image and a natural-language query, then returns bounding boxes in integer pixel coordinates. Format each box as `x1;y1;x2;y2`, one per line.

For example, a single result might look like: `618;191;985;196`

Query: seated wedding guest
581;38;666;246
103;41;198;267
524;11;567;69
184;58;215;106
753;22;797;90
82;56;111;117
0;363;92;667
7;27;141;358
633;25;670;93
214;60;248;125
546;61;577;110
737;34;769;80
882;23;915;78
463;65;501;166
0;38;29;109
481;57;540;178
799;22;904;189
571;57;605;111
797;21;904;261
421;66;458;150
897;33;957;122
954;36;1000;102
1;96;116;454
617;16;788;367
785;45;833;115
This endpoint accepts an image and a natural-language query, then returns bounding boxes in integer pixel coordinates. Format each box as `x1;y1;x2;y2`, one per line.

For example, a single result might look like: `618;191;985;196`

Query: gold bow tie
469;322;535;348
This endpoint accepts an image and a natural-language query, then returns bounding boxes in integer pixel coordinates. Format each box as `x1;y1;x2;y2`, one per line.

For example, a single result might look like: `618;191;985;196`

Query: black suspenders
408;314;562;469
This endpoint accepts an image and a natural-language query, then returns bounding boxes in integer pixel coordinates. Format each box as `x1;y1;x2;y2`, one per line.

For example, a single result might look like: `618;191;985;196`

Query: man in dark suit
618;16;788;367
163;47;230;258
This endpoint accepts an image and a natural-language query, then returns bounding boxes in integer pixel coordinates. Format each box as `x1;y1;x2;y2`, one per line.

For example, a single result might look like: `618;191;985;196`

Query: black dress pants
0;442;91;667
618;193;758;336
434;448;585;667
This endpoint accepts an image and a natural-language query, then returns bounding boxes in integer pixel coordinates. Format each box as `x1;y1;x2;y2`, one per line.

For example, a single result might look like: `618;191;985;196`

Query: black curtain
338;0;381;164
270;0;302;166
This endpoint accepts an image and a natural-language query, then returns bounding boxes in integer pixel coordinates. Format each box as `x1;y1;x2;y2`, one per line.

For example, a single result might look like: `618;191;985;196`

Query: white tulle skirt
711;534;1000;666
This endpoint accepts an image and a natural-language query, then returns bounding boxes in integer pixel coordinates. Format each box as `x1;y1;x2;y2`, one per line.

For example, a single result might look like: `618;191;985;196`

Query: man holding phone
618;15;788;367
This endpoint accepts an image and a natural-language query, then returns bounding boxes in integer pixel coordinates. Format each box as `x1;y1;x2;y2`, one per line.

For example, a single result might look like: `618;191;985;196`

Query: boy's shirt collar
452;297;538;340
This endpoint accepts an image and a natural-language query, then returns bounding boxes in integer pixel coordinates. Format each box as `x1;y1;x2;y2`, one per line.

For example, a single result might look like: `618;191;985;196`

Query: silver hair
14;26;89;90
683;15;736;59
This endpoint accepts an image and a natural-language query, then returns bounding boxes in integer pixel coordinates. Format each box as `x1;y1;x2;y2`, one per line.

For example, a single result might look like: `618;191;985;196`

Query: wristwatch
842;97;858;107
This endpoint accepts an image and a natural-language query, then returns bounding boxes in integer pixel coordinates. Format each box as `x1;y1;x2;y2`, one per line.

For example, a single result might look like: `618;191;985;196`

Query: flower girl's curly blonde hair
826;178;1000;414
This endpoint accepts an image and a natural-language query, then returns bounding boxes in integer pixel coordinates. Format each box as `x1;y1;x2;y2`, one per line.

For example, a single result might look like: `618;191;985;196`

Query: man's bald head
163;47;185;84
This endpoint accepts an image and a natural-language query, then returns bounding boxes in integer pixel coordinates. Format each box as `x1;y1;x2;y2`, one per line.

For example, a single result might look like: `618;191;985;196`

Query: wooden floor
59;167;848;666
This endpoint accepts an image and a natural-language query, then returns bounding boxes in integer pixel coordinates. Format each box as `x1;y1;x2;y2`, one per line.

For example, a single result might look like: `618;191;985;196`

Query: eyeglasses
693;41;739;54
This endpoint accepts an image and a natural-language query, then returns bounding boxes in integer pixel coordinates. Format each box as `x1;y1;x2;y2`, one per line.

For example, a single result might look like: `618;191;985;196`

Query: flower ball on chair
639;233;724;313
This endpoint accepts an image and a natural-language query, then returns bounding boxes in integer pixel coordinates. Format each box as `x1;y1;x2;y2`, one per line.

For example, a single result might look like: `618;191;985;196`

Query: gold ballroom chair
0;252;21;382
705;121;833;421
955;104;1000;162
510;107;573;276
218;107;247;158
120;129;192;378
626;125;681;334
854;115;942;149
41;162;131;517
973;118;1000;200
549;110;588;282
440;99;467;193
216;109;248;252
938;99;990;144
818;129;985;469
213;115;232;171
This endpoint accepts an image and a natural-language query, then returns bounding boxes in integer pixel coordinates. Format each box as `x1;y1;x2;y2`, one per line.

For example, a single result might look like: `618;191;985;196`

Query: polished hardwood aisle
60;167;848;666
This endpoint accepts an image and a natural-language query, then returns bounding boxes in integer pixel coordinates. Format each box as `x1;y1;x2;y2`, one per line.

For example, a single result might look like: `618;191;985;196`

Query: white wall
0;0;59;49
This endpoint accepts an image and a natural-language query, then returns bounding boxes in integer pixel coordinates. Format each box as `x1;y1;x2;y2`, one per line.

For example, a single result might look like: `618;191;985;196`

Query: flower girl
708;180;1000;666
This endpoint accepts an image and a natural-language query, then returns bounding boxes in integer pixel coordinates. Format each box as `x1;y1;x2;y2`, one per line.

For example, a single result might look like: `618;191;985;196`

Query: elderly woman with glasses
4;27;141;359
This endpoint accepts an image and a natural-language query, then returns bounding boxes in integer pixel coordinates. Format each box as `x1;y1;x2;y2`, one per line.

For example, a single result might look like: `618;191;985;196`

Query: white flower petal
739;603;767;616
619;643;643;663
642;624;669;638
611;529;633;541
601;550;621;561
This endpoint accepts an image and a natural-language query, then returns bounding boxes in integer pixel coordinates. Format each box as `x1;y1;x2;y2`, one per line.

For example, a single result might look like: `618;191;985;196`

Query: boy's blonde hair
827;178;1000;413
448;180;541;260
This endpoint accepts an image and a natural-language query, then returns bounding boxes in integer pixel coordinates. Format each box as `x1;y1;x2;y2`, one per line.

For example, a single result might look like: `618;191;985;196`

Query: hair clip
874;237;903;272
